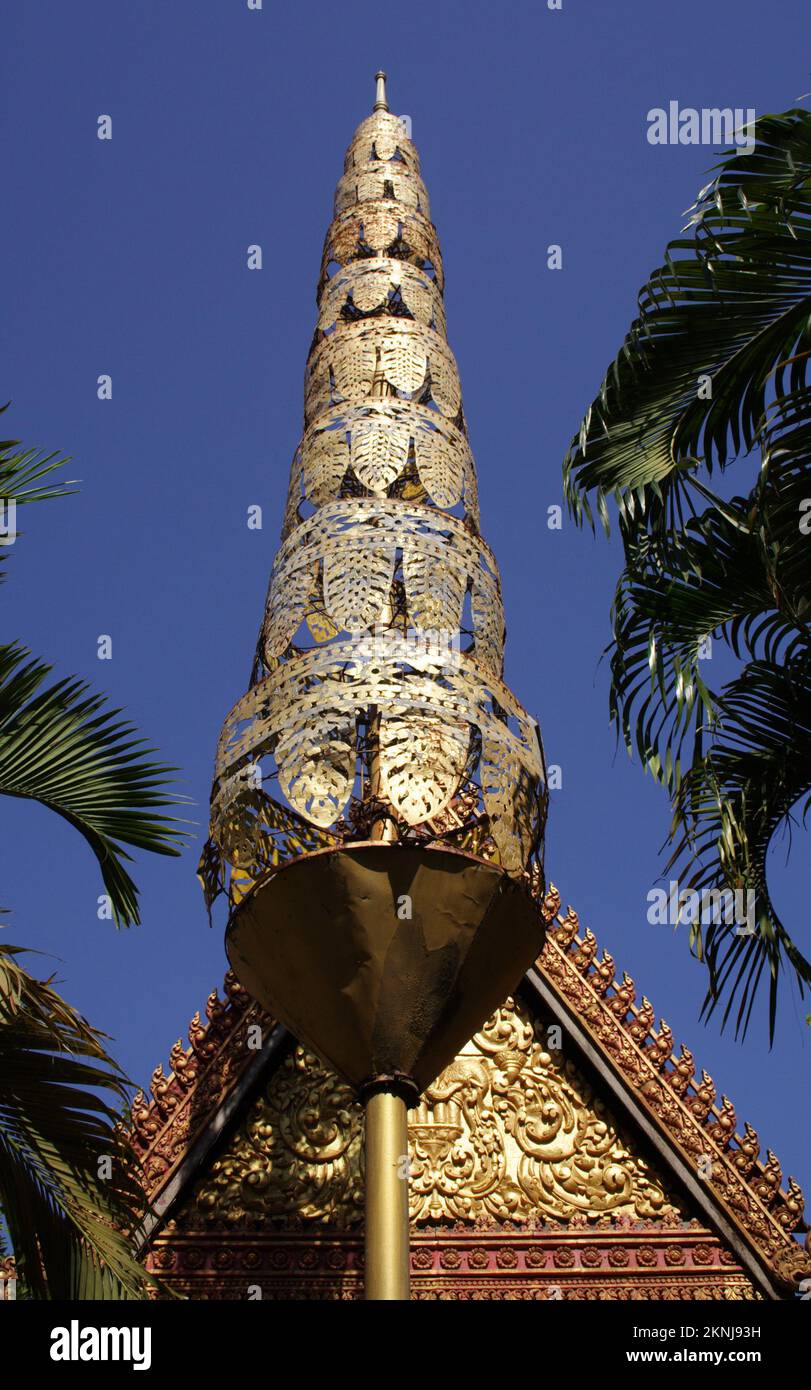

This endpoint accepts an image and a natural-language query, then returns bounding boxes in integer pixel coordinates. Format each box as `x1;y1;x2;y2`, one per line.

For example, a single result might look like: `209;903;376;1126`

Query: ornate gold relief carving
179;996;680;1232
135;901;809;1294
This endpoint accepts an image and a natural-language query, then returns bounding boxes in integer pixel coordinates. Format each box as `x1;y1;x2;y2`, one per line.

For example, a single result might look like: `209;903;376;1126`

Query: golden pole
364;1089;411;1300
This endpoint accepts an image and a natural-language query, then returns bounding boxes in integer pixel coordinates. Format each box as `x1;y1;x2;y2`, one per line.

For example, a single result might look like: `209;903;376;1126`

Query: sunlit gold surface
284;401;480;531
202;90;546;916
180;996;679;1229
202;76;550;1305
364;1092;410;1300
225;844;545;1094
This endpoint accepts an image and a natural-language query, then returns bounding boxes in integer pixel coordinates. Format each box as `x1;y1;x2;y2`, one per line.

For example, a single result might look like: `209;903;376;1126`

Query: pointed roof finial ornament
373;70;389;113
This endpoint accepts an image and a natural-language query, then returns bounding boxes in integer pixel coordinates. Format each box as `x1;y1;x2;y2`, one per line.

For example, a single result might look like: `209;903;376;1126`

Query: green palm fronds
0;643;186;927
564;109;811;1037
0;939;155;1298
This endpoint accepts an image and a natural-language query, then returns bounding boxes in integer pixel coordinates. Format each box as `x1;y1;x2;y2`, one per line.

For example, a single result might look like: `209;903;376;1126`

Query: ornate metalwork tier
202;82;546;921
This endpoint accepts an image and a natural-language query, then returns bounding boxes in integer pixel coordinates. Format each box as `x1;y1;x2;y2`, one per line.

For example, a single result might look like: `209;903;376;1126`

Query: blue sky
3;1;809;1196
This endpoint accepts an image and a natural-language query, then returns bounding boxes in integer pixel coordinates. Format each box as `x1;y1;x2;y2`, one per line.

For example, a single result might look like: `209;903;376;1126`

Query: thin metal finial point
374;71;389;112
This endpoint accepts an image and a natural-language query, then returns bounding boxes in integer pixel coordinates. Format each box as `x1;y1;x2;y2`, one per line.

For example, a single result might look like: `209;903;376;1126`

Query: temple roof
132;884;809;1299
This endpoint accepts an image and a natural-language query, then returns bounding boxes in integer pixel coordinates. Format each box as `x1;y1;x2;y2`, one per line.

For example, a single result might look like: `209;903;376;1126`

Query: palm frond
0;405;77;582
665;654;811;1037
608;496;794;792
0;644;188;926
0;938;156;1298
562;108;811;1036
564;109;811;535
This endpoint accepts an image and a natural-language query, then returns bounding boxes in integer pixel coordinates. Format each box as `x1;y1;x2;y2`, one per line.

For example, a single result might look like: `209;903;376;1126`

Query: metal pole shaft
364;1089;411;1300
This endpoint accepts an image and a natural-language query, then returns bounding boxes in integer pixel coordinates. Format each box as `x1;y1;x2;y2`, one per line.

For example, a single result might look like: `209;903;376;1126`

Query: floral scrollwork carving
180;997;680;1234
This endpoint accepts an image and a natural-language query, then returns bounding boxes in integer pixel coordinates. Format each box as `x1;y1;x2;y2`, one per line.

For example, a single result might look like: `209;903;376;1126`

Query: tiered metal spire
203;75;547;911
202;71;549;1303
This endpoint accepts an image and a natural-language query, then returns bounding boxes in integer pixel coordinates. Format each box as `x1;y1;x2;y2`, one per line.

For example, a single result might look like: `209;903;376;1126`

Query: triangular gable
132;886;809;1299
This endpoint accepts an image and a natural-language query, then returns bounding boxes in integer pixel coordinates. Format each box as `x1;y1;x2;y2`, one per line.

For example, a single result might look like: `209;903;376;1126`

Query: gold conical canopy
202;77;548;1103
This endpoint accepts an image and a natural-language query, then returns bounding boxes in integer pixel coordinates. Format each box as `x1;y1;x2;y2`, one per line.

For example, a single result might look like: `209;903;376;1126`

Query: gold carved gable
176;994;685;1234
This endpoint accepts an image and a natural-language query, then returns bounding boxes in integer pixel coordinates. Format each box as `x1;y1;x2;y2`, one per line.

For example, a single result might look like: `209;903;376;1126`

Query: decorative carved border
145;1226;756;1302
534;886;809;1293
129;972;273;1200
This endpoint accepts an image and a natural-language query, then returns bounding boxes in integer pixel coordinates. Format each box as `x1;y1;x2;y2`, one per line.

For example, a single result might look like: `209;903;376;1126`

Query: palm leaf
666;655;811;1037
0;938;157;1298
564;109;811;534
608;496;793;790
563;109;811;1036
0;644;188;927
0;405;77;583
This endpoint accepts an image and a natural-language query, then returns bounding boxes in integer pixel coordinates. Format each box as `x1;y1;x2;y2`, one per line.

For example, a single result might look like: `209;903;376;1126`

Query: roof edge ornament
373;70;389;112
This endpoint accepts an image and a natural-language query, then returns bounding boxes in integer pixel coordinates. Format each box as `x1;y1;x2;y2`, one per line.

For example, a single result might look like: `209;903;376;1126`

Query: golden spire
204;75;547;908
205;77;549;1302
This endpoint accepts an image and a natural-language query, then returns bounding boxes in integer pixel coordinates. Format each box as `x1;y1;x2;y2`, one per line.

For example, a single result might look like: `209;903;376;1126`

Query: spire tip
373;71;389;112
